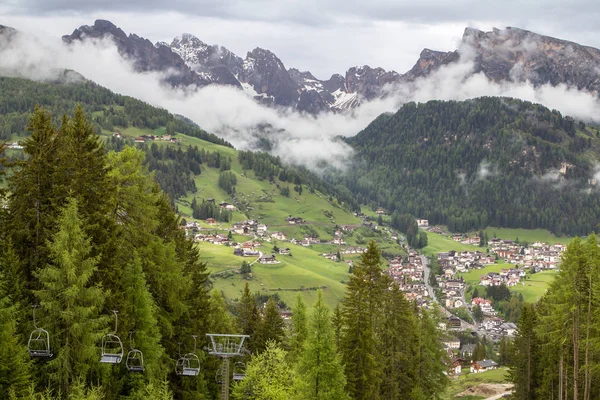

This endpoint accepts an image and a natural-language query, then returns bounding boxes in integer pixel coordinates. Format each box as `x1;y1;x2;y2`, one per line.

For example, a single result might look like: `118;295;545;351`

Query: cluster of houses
387;249;429;304
479;318;518;342
439;278;466;309
441;333;501;375
488;238;566;270
438;250;496;277
479;268;525;287
472;297;496;315
128;133;180;143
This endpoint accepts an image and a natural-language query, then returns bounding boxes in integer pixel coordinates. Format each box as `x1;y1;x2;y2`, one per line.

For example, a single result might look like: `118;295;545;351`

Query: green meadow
483;227;572;245
422;232;482;256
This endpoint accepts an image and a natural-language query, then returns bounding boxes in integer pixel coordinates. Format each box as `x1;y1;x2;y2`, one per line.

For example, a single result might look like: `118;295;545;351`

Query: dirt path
456;383;513;399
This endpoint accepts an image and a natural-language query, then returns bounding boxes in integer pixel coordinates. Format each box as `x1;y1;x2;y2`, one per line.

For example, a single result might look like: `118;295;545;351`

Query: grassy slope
422;232;482;256
107;130;375;309
483;227;572;245
510;270;558;303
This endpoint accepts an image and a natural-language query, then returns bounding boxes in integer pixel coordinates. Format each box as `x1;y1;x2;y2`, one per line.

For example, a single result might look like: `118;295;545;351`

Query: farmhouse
258;254;278;264
470;359;498;373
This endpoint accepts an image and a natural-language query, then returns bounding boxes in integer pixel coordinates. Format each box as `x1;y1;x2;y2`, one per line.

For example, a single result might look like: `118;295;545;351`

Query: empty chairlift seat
125;331;144;372
175;336;200;377
28;328;53;358
100;311;124;364
100;334;124;364
232;362;246;381
27;306;52;358
126;349;145;372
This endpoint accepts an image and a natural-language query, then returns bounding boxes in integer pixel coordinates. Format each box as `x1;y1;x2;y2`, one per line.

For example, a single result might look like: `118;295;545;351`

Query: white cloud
3;25;600;174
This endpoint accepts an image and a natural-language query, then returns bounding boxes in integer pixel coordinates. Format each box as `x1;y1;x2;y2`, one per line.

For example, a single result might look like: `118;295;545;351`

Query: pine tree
0;271;31;398
256;296;285;353
414;307;449;398
208;289;233;334
231;341;293;400
509;303;539;400
340;242;382;399
34;198;106;397
292;290;348;400
378;282;418;399
288;294;308;362
331;305;342;351
237;283;261;353
121;254;166;391
8;106;59;291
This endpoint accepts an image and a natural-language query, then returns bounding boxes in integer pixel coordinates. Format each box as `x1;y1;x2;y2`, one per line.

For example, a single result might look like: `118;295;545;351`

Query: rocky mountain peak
345;65;401;101
241;48;300;107
460;26;600;89
62;20;210;88
62;19;127;44
288;68;319;85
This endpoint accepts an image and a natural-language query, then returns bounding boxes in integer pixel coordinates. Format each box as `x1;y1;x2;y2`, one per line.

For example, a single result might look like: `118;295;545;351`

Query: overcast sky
2;1;600;79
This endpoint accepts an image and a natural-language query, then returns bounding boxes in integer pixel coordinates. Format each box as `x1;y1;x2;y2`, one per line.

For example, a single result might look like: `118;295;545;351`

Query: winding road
421;254;477;331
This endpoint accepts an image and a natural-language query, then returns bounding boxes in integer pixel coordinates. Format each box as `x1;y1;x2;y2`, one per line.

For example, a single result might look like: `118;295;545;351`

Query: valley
3;15;600;398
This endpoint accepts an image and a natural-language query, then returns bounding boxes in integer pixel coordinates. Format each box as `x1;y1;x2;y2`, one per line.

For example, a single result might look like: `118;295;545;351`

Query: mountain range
59;20;600;114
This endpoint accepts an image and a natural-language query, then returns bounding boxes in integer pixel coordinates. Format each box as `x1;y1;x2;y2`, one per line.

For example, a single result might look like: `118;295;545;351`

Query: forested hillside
0;106;447;399
0;75;361;211
0;75;230;146
343;97;600;236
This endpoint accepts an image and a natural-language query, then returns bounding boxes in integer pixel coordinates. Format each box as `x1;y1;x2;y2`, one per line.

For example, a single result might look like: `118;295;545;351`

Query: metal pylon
221;358;230;400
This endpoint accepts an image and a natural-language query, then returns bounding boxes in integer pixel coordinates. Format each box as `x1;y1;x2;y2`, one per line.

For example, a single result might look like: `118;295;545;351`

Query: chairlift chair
126;331;145;373
232;362;246;381
215;367;223;384
175;336;201;376
100;311;124;364
27;306;52;358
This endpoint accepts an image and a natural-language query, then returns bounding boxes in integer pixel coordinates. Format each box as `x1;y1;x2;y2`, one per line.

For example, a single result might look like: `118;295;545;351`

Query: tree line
509;234;600;399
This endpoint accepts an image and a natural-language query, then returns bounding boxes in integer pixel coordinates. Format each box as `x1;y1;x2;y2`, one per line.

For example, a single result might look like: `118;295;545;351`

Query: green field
202;241;350;310
422;232;482;256
510;270;558;302
461;266;558;303
459;263;514;285
483;227;572;245
442;367;510;400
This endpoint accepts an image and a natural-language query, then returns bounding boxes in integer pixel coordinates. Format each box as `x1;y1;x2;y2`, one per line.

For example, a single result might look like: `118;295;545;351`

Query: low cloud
476;160;497;180
3;28;600;174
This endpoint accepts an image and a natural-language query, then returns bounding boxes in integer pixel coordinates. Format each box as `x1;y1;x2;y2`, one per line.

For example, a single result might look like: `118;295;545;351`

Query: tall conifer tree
509;303;539;400
256;296;285;353
293;290;348;400
237;283;261;353
288;294;308;362
34;198;106;397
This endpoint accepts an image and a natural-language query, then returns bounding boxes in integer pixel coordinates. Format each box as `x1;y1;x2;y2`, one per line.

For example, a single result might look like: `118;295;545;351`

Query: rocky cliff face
405;27;600;93
62;20;212;88
61;21;600;114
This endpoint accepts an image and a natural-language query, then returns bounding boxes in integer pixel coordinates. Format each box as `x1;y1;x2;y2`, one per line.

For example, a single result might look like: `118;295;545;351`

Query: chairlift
175;335;201;376
215;367;223;384
27;306;52;358
126;331;144;373
232;362;246;381
100;311;123;364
